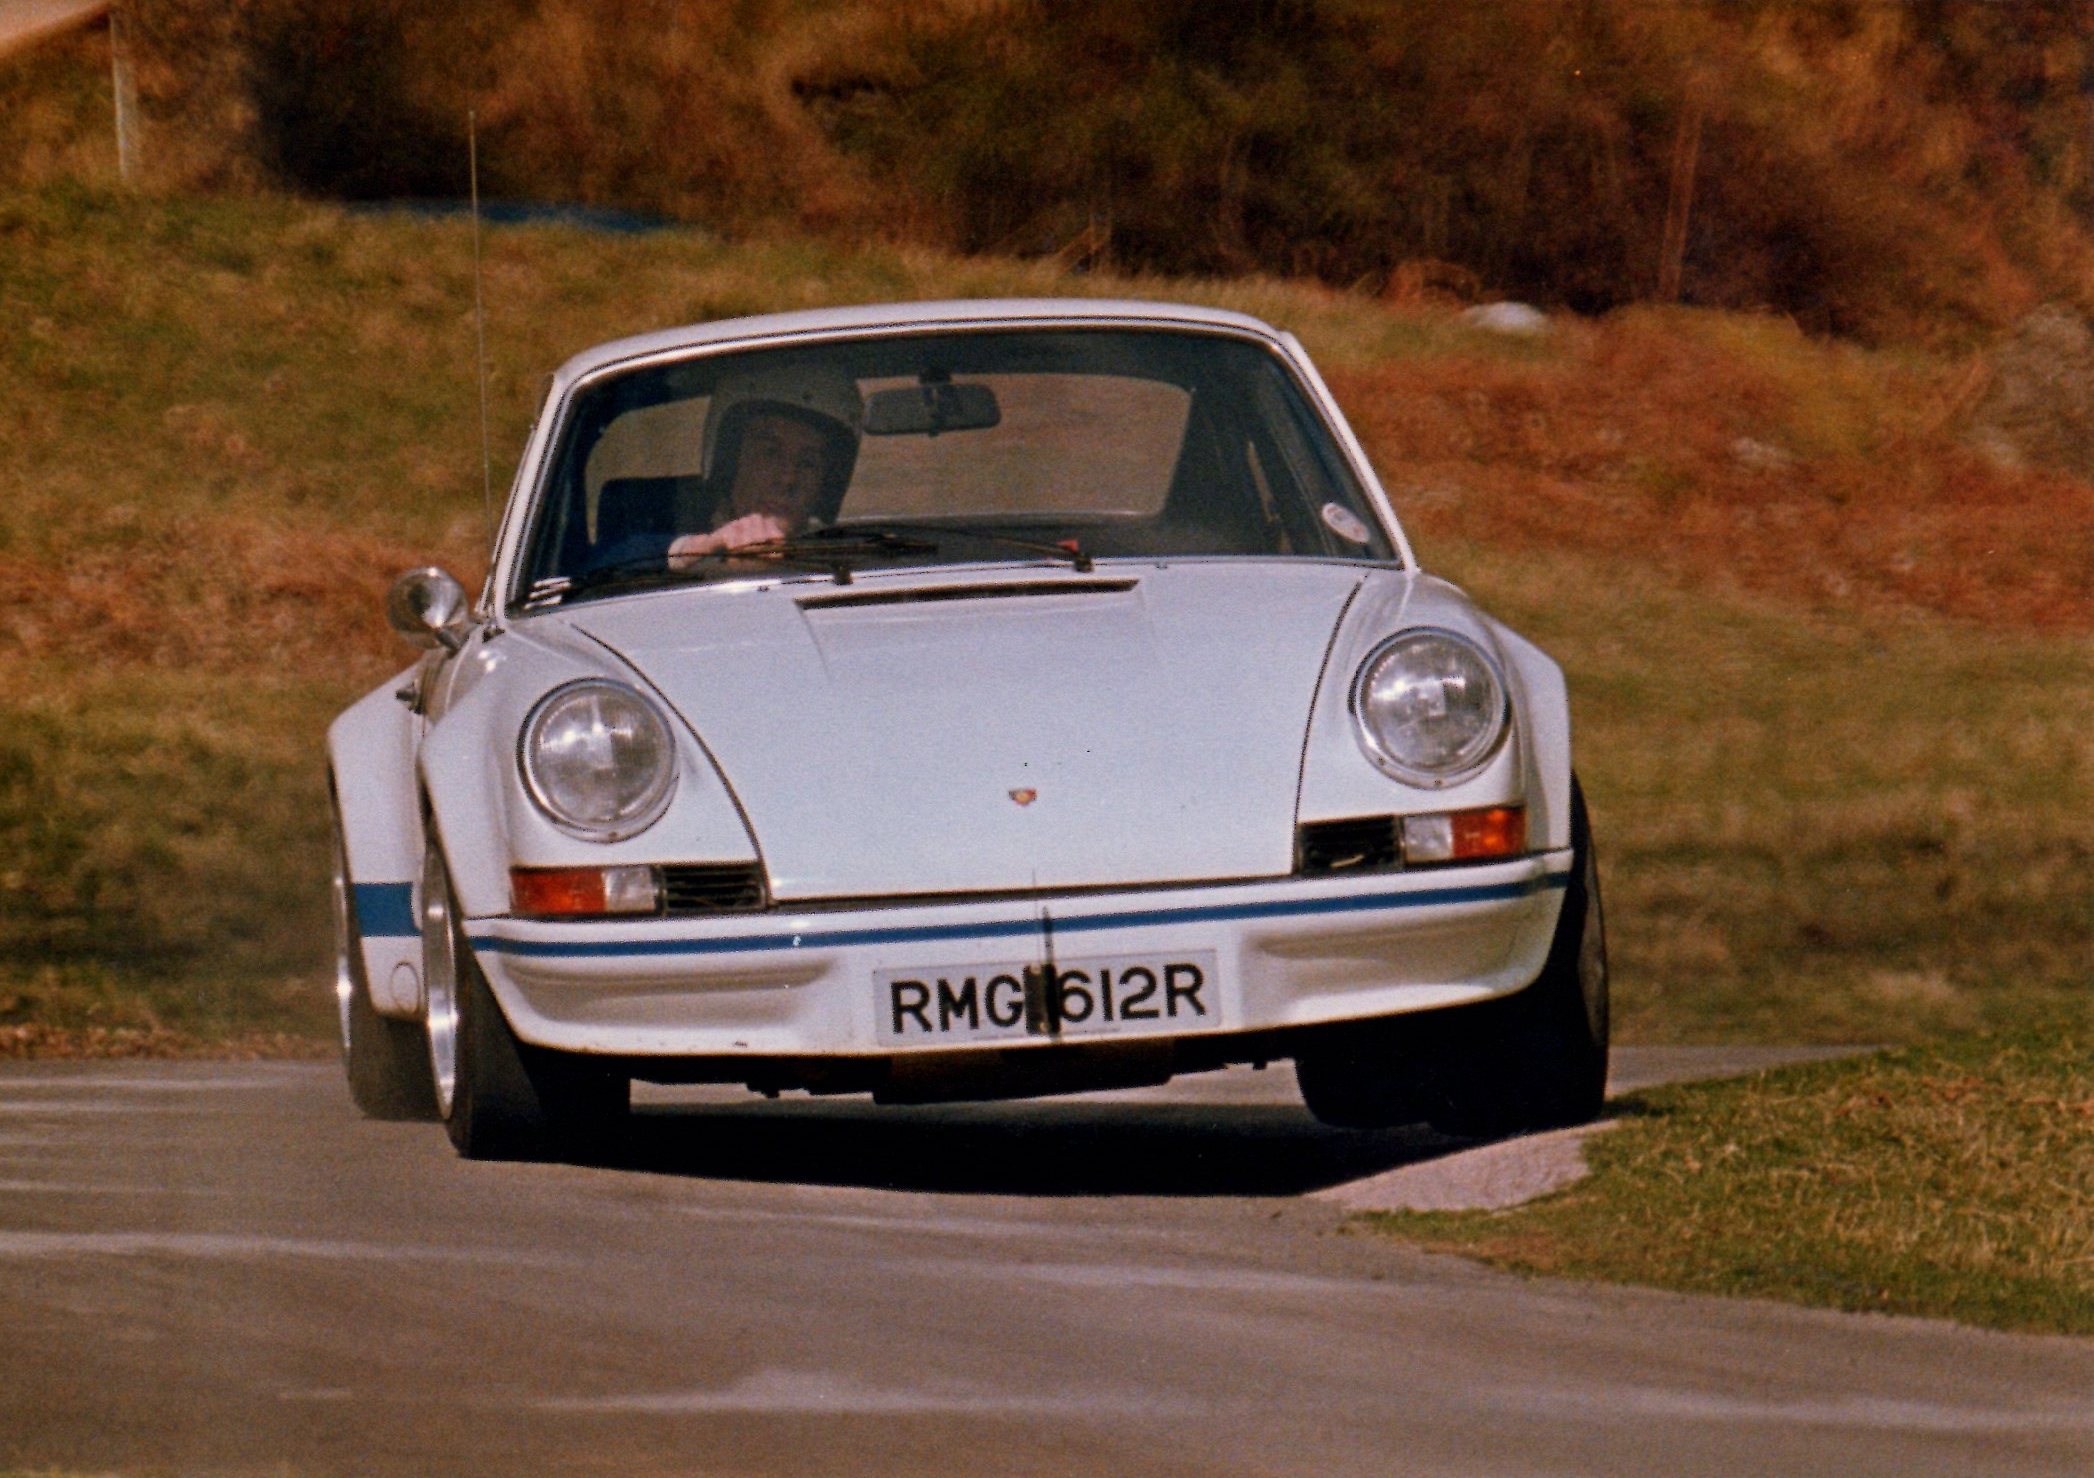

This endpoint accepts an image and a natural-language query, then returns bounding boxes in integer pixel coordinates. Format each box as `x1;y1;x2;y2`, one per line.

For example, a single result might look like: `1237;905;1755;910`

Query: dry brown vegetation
0;517;482;673
804;0;2094;342
20;1;2094;346
1336;311;2094;633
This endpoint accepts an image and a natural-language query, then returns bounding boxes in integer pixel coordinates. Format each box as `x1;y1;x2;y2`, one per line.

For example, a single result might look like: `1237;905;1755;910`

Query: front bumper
465;853;1572;1061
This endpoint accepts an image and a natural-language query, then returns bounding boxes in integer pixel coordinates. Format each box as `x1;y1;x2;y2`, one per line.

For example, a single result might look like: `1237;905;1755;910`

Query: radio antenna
469;105;496;548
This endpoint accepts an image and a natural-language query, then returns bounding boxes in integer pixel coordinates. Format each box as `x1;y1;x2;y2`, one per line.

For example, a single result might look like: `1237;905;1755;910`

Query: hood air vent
797;578;1137;612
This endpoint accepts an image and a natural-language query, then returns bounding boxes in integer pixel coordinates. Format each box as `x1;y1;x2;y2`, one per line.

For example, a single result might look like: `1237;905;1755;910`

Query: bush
64;0;2094;344
806;0;2094;341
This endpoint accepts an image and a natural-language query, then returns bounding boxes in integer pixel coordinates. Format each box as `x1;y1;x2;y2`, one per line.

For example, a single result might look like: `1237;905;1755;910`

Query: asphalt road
3;1056;2091;1476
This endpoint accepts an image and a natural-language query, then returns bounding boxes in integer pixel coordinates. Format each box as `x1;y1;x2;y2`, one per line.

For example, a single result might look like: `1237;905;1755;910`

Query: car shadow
578;1096;1477;1198
549;1043;1836;1196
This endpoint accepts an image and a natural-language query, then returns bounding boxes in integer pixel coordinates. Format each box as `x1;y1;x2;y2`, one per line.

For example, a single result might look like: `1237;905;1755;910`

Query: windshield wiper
827;520;1093;572
679;529;943;585
526;557;689;607
787;526;943;558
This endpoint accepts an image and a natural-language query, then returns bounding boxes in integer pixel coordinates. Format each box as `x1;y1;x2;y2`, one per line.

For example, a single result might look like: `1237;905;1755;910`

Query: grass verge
0;662;348;1046
1368;1018;2094;1335
0;1024;331;1061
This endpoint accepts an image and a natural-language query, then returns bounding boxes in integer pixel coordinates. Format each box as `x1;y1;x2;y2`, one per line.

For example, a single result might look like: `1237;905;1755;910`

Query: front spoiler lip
464;856;1572;961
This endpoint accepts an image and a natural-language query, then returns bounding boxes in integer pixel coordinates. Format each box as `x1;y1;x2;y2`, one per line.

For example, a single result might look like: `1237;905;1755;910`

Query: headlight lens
519;680;678;840
1353;630;1509;785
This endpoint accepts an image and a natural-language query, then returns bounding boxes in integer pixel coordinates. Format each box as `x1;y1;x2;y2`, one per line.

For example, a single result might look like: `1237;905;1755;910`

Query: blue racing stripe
353;882;418;939
470;870;1569;960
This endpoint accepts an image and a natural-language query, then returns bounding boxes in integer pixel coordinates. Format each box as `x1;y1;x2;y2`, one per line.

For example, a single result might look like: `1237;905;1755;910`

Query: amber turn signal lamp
1401;806;1526;864
510;865;661;917
1451;805;1526;860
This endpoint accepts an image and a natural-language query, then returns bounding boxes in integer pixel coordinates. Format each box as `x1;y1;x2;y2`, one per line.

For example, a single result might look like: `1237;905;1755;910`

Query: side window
581;398;709;540
1245;364;1391;561
587;400;706;489
1243;440;1294;554
1157;390;1281;554
524;391;714;584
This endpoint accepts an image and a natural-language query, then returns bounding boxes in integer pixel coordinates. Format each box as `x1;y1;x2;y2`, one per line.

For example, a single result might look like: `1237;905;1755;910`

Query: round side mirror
385;567;472;652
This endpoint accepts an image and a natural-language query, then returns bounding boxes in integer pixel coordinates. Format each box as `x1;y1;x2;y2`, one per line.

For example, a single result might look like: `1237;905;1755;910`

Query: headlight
518;680;678;841
1352;629;1509;786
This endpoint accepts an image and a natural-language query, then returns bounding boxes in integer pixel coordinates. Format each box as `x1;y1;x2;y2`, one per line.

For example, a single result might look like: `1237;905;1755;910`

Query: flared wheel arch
329;779;438;1121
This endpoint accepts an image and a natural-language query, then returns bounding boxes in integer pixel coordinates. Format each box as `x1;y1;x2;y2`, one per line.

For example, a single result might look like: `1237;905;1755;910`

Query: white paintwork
414;620;760;921
574;561;1363;898
471;853;1568;1058
330;299;1584;1063
327;670;425;1015
1488;617;1574;852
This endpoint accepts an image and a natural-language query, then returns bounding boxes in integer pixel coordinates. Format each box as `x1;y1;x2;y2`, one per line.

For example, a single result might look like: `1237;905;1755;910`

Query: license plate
875;951;1221;1045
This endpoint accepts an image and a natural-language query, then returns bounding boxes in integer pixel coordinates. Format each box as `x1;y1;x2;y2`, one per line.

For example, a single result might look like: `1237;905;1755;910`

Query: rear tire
421;836;628;1160
332;801;438;1121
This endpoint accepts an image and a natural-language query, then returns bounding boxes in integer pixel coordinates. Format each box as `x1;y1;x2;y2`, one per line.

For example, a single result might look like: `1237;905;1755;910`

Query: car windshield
516;327;1395;602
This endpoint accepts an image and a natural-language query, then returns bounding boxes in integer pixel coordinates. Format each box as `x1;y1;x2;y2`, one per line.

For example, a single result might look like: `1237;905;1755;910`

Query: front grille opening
1297;816;1399;875
662;862;768;915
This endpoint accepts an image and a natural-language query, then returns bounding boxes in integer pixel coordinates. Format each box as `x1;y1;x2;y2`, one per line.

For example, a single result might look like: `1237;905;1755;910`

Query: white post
110;2;139;184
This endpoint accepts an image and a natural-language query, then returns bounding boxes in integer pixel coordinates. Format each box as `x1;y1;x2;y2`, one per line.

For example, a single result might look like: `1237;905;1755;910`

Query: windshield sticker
1321;502;1371;545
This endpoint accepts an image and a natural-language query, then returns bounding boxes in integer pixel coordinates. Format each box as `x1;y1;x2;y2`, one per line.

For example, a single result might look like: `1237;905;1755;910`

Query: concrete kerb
1313;1119;1617;1213
1316;1045;1876;1214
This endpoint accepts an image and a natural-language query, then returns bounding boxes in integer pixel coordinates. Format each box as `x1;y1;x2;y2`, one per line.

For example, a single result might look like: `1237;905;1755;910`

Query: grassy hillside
3;182;2091;1049
17;2;2094;344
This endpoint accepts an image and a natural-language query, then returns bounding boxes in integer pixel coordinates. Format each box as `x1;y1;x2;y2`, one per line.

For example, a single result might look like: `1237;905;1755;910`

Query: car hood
574;563;1379;900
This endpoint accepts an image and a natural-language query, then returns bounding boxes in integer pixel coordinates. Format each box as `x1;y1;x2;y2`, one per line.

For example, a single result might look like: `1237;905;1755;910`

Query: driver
667;367;863;570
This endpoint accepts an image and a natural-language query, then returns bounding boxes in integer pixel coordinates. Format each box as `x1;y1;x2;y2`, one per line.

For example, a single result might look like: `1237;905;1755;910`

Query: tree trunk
1658;96;1704;303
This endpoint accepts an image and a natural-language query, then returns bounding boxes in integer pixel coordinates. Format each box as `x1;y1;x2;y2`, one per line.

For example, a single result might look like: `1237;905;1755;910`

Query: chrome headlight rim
517;678;680;843
1350;627;1512;789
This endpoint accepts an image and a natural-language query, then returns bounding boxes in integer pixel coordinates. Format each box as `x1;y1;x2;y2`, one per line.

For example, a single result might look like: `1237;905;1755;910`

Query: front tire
332;801;438;1121
1294;778;1610;1136
1295;1018;1436;1130
421;836;628;1160
1426;778;1610;1137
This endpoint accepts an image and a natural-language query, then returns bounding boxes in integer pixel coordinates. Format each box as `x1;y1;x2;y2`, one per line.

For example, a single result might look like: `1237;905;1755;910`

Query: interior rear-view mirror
863;381;1001;437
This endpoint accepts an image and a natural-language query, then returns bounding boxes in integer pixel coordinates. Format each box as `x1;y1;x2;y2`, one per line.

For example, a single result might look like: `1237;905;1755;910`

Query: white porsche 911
328;298;1608;1159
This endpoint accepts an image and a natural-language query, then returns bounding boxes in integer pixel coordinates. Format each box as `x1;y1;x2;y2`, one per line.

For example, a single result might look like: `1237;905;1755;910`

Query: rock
1731;436;1795;474
1460;302;1550;337
1965;304;2094;480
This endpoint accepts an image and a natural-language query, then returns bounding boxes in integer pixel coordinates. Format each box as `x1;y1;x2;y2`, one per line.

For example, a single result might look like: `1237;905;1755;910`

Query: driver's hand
668;513;790;570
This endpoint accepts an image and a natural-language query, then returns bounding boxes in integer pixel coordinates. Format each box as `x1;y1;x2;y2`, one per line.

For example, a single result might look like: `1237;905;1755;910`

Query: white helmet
700;364;864;499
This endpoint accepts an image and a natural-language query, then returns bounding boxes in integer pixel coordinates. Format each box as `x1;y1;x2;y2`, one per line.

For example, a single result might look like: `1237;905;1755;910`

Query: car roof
548;298;1288;389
